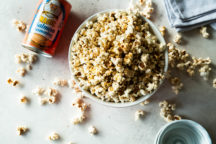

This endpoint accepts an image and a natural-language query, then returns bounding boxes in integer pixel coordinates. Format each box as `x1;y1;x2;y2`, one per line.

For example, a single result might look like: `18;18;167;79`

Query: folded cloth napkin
164;0;216;31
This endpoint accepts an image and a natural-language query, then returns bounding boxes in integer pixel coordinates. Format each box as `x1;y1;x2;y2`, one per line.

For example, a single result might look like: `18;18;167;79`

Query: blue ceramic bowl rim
154;119;212;144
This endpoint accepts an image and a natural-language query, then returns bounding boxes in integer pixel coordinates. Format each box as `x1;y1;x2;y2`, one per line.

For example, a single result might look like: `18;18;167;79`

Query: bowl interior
68;9;168;107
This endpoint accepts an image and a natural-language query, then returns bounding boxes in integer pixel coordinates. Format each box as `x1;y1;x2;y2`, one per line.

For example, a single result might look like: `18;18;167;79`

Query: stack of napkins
164;0;216;31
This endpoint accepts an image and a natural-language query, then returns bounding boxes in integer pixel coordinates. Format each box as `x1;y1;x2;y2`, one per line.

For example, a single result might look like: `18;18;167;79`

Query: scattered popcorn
170;77;183;95
159;26;166;36
134;110;146;121
72;97;89;112
199;65;211;81
140;99;150;106
45;87;58;104
53;78;68;87
167;43;212;79
72;97;89;124
200;26;209;38
16;67;27;77
17;126;28;135
213;78;216;88
68;79;76;88
70;11;166;103
159;100;181;122
72;113;86;125
32;87;45;96
19;95;29;104
48;132;60;141
88;126;97;135
129;0;154;19
173;33;182;44
7;78;20;87
13;19;27;32
15;53;37;64
26;64;32;71
39;97;48;105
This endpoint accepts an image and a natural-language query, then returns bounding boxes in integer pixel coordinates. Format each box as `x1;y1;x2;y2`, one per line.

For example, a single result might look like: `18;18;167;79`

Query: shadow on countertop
54;12;83;62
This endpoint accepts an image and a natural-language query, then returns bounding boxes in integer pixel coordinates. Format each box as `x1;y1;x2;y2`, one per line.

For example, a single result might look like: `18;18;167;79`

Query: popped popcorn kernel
159;26;166;36
88;126;97;135
213;78;216;88
17;126;28;135
16;67;27;77
134;110;146;121
140;99;150;106
53;78;68;87
15;53;37;64
20;95;29;104
159;100;180;122
200;26;209;38
173;33;182;44
7;78;20;87
13;19;27;32
170;77;183;95
32;87;45;96
48;132;60;141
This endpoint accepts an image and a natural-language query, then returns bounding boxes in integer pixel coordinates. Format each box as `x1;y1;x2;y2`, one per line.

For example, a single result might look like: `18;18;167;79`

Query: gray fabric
164;0;216;32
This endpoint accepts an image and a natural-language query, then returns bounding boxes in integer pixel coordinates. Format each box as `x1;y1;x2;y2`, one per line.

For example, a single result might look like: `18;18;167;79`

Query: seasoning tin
22;0;71;57
154;119;212;144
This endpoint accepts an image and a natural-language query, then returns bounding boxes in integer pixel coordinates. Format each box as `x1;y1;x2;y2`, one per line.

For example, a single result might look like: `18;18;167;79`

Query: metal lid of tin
155;120;212;144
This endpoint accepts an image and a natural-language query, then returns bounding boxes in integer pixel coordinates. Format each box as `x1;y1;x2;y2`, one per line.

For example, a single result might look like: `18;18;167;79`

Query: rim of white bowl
68;9;169;108
154;119;212;144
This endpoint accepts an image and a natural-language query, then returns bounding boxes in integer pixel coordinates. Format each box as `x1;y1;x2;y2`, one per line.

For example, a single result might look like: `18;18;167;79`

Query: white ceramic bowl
68;9;168;107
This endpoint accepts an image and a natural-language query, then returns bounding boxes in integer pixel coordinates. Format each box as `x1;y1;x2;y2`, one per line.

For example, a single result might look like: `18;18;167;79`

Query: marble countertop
0;0;215;144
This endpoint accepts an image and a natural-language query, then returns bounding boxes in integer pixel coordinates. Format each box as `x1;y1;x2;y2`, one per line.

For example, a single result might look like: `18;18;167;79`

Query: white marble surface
0;0;216;144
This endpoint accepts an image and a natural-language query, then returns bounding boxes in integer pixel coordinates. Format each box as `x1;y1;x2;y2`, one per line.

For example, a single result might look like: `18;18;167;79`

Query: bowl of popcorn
69;10;168;107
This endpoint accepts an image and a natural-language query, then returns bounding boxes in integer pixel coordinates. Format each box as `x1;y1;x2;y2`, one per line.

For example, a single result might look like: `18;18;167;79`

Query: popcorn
159;100;181;122
140;99;150;106
48;132;60;141
72;97;89;124
32;87;45;96
7;78;20;87
16;67;27;77
129;0;154;19
199;65;211;81
13;19;27;32
71;11;165;103
213;78;216;88
20;95;29;104
170;77;183;95
200;26;209;38
173;33;182;44
134;110;146;121
15;53;37;64
159;26;166;36
53;78;68;87
88;126;97;135
17;126;28;135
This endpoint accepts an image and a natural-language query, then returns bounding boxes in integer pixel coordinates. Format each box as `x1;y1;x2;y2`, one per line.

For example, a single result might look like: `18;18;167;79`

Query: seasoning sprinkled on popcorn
70;11;166;103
